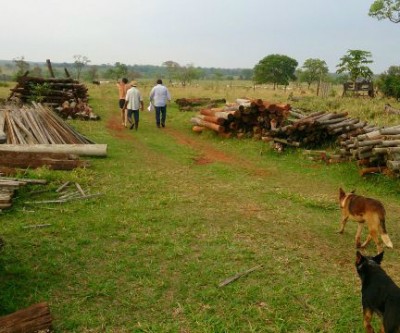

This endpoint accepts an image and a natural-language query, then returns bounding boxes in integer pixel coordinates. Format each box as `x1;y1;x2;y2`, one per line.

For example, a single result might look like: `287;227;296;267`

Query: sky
0;0;399;74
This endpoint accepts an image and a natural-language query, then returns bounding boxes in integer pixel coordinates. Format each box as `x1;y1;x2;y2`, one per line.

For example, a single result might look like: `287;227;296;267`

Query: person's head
122;78;128;84
130;80;137;87
156;79;163;85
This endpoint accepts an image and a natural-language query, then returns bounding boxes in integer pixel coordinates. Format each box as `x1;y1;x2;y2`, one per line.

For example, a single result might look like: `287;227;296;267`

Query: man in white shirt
123;81;144;130
149;79;171;128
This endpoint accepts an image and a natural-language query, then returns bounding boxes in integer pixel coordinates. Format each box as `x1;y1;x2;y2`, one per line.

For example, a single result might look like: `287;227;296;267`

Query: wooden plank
0;144;107;157
0;302;52;333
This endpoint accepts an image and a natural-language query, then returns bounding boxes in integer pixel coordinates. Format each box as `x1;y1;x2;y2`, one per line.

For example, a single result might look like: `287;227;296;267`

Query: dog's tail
379;217;393;248
381;233;393;248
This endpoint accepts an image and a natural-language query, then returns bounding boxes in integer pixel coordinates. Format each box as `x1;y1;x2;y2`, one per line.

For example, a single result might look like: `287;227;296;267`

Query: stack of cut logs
8;75;99;120
0;103;107;170
191;98;291;138
263;110;378;149
191;100;400;176
176;97;226;111
339;125;400;175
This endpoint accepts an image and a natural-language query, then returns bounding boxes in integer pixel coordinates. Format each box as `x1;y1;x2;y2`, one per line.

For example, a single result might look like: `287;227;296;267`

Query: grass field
1;82;400;332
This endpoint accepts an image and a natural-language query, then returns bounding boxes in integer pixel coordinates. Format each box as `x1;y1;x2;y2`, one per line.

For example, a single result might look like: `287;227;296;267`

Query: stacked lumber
0;177;47;211
339;125;400;175
0;103;93;144
176;97;226;111
0;151;89;170
191;98;291;138
8;75;99;120
0;103;106;170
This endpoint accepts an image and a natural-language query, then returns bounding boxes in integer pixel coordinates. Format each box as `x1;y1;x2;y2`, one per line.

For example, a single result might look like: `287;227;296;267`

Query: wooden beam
0;144;107;157
0;302;52;333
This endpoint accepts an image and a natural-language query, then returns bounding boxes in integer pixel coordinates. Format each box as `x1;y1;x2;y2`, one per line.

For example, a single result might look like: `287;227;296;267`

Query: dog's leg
338;214;349;234
363;308;375;333
361;230;383;253
355;223;364;248
361;233;373;250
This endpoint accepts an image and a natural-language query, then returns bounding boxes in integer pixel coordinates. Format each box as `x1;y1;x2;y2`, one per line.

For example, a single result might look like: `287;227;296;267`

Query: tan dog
339;188;393;253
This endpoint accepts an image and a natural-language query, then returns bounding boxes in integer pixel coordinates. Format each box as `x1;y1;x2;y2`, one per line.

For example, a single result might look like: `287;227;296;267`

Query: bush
378;66;400;99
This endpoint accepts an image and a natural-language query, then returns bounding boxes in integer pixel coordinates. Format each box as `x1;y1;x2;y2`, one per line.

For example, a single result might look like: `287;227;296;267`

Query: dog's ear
351;189;356;193
373;251;384;265
356;251;364;265
339;188;345;197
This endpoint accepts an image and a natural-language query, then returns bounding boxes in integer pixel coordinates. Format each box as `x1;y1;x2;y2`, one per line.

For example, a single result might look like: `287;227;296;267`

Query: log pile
191;99;400;177
339;125;400;176
8;76;99;120
191;98;291;138
176;97;226;111
263;110;378;150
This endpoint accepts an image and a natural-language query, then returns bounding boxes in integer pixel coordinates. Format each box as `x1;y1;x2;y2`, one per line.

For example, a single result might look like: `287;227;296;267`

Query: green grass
1;82;400;332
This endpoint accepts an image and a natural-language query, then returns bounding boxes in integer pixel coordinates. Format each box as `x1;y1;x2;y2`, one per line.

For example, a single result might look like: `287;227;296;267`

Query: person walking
117;78;129;127
149;79;171;128
123;81;144;130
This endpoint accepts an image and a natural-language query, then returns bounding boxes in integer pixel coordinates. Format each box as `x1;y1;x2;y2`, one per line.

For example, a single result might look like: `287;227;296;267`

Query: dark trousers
127;109;139;124
127;109;139;129
155;106;167;126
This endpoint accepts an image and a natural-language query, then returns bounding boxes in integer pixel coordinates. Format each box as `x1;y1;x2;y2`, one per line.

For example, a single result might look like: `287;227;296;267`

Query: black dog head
356;251;384;280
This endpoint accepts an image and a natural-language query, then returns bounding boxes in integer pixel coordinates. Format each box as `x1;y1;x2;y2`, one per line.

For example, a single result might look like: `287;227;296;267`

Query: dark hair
157;79;162;84
122;78;128;84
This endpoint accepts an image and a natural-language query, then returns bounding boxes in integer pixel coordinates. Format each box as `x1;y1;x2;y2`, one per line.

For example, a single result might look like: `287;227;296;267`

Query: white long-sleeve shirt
149;84;171;107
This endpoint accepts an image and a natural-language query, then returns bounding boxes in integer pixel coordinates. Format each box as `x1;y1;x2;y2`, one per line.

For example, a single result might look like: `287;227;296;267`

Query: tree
13;56;30;79
253;54;298;89
300;58;329;89
176;64;202;86
86;65;99;82
336;50;374;83
73;55;90;80
378;66;400;98
105;62;128;80
239;69;253;80
369;0;400;23
162;61;180;82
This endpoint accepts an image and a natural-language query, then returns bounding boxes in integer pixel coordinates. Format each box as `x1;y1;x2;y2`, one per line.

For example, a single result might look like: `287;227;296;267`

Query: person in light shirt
149;79;171;128
123;81;144;131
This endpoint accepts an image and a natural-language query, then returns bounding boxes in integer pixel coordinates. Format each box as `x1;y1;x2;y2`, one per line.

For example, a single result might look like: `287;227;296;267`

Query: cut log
359;166;388;176
384;104;400;115
190;117;224;133
192;126;204;133
0;144;107;157
373;147;400;155
0;302;52;333
387;160;400;171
